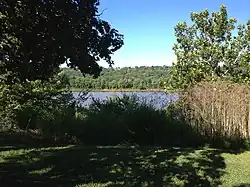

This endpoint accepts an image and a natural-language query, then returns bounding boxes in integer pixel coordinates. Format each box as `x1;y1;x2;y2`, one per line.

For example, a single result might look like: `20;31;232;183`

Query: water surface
73;92;178;109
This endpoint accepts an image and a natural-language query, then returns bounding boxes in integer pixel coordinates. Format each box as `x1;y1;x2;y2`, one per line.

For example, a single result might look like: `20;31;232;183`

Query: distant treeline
61;66;170;90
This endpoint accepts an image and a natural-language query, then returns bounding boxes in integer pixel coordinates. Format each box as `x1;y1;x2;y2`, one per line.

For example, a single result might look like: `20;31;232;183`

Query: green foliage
1;2;249;152
71;94;206;147
0;0;123;83
79;95;166;145
61;66;170;90
0;71;76;141
169;5;250;90
2;82;248;149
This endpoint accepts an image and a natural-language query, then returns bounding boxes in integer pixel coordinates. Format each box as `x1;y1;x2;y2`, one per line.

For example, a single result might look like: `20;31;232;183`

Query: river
73;92;178;109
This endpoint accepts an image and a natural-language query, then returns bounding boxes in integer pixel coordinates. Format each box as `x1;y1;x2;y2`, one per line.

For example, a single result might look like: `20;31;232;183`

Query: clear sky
97;0;250;68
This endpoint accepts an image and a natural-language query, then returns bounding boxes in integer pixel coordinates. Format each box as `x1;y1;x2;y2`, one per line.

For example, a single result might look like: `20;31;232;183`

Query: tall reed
180;81;250;141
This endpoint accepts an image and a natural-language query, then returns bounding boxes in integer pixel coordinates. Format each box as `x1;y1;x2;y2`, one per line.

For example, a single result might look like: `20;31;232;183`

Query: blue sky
97;0;250;68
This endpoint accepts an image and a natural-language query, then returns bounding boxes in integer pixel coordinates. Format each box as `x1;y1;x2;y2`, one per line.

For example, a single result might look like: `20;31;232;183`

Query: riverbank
71;88;166;92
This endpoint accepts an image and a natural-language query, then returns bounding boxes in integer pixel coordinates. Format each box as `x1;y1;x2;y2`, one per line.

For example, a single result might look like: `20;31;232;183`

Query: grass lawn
0;144;250;187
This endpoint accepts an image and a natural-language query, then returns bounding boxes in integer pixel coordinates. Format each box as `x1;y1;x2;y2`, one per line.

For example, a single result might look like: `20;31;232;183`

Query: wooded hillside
61;66;171;90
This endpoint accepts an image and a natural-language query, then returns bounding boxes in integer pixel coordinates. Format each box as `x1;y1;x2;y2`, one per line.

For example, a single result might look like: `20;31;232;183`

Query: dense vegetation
0;2;249;153
167;5;250;90
165;5;250;145
1;3;250;186
61;66;170;90
0;0;123;83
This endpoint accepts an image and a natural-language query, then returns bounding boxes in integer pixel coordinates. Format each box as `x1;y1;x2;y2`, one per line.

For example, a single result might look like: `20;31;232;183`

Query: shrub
164;100;205;147
0;72;78;142
80;94;169;145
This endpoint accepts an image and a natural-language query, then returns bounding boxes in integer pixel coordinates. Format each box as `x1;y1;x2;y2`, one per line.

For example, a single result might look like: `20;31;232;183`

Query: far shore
71;88;166;92
70;88;179;93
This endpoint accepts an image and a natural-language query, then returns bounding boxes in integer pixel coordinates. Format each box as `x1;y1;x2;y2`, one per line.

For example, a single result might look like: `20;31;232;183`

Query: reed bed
181;81;250;141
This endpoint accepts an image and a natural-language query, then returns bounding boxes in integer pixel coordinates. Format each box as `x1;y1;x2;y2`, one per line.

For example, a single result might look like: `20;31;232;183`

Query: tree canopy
61;66;170;90
0;0;123;83
169;5;250;89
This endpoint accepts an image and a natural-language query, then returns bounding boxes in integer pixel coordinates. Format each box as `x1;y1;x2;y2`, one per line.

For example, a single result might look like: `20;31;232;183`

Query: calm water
73;92;178;109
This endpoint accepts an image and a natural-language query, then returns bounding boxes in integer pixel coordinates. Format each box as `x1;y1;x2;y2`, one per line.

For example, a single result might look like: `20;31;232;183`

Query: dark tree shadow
0;130;70;151
0;144;232;187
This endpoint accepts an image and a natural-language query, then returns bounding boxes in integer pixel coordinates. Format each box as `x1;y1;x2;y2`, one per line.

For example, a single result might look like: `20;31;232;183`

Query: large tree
169;5;250;90
0;0;123;83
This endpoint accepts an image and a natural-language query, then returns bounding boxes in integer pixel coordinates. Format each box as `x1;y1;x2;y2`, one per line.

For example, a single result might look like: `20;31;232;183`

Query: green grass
221;151;250;186
0;145;250;187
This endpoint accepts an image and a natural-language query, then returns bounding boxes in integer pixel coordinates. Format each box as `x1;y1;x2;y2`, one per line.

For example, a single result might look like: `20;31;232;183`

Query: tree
169;5;250;90
0;71;73;129
61;66;170;90
0;0;123;83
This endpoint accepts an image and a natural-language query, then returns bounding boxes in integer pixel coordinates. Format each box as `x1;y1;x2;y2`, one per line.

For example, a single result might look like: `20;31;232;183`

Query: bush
79;94;169;145
75;94;204;147
3;77;249;150
164;100;205;147
0;72;79;142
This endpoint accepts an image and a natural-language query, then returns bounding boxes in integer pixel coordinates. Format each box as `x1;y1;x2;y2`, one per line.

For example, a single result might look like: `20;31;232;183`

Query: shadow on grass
0;130;70;151
0;142;231;187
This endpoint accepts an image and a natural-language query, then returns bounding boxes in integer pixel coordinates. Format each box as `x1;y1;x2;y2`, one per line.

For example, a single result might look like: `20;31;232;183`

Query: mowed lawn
0;145;250;187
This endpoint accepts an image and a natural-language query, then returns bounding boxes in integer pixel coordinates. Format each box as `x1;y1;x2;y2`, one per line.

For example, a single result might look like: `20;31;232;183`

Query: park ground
0;137;250;187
